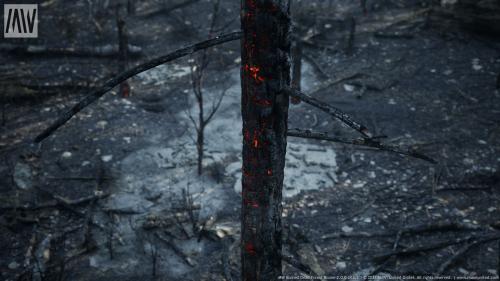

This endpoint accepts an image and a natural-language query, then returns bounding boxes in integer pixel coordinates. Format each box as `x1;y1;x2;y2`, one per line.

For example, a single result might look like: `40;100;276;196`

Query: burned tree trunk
116;9;130;98
240;0;291;280
291;39;302;104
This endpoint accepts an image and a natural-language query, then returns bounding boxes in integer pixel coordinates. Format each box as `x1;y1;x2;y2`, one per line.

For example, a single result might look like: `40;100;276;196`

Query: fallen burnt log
0;81;98;103
0;44;142;58
137;0;201;18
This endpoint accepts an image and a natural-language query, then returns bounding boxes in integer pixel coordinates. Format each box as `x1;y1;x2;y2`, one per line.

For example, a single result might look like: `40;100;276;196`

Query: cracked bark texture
240;0;291;280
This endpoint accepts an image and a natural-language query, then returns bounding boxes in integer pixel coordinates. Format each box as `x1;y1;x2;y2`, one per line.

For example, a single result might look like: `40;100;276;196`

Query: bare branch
287;128;437;164
285;87;372;138
204;86;228;125
138;0;201;18
185;108;200;133
34;31;242;143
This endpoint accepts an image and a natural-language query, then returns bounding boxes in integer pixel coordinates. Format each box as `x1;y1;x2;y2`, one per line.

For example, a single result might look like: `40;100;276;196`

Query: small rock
353;182;365;189
363;217;372;223
458;268;469;275
342;225;354;233
96;120;108;129
336;261;347;270
488;207;496;212
343;84;355;92
8;261;19;270
388;98;396;105
472;58;483;71
487;269;497;275
89;256;99;268
101;155;113;162
14;162;33;190
61;151;72;158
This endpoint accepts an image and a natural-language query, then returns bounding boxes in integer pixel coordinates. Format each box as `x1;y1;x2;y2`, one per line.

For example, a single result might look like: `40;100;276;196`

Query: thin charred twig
291;39;302;91
0;43;142;57
221;238;234;281
435;241;475;275
150;243;159;278
139;0;201;18
286;88;372;138
155;232;195;267
183;186;198;235
189;0;226;175
116;6;130;98
287;128;436;163
345;16;356;54
365;231;402;280
302;53;329;79
107;226;114;260
373;234;500;262
37;189;106;230
360;0;367;14
0;192;109;211
34;31;242;143
47;176;113;181
307;72;366;96
281;253;314;276
300;38;338;53
53;192;109;206
205;86;228;125
321;219;488;240
342;198;376;222
321;231;388;240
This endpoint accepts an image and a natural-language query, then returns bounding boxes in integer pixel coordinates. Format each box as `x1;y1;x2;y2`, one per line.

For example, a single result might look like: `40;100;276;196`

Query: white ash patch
137;64;191;86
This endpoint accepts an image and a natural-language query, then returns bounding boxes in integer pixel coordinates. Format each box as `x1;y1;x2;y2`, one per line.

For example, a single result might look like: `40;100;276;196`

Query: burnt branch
286;87;372;138
204;86;227;125
373;233;500;262
139;0;201;18
287;128;437;164
34;31;242;143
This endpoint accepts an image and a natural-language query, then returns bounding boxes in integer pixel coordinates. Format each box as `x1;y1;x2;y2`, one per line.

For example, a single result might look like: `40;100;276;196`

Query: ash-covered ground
1;0;500;280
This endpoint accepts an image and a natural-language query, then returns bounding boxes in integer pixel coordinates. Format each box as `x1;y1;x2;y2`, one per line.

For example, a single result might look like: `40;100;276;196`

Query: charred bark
117;8;130;98
240;1;291;280
291;39;302;104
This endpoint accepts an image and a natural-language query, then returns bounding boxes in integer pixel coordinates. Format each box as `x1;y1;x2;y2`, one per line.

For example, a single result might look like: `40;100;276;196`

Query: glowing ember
245;242;257;255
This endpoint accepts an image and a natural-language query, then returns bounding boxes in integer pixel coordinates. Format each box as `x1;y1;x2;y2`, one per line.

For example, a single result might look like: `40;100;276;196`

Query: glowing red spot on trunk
246;0;256;9
245;242;257;255
253;138;259;148
121;82;130;98
252;96;272;107
267;169;273;176
244;64;265;83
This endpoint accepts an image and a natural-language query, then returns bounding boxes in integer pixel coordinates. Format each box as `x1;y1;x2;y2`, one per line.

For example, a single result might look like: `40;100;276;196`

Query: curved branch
34;31;242;143
286;87;372;138
287;128;437;164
